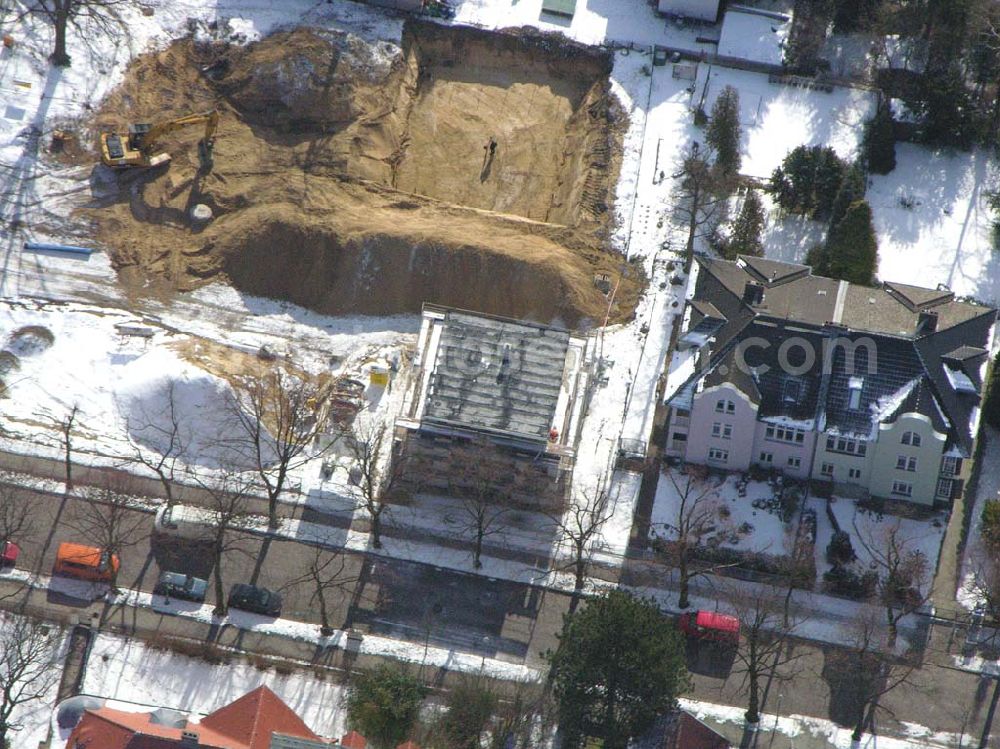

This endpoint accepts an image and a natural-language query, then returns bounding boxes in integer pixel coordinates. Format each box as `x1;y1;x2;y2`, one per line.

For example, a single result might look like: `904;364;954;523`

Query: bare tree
283;545;355;636
724;581;805;748
672;143;727;262
854;519;931;648
966;539;1000;623
0;483;33;552
25;0;131;67
0;614;61;748
489;680;555;749
197;471;255;616
118;381;189;507
652;467;730;609
61;404;78;494
822;612;916;747
227;367;336;529
347;420;406;550
0;483;34;600
447;440;510;569
547;482;615;593
70;476;148;592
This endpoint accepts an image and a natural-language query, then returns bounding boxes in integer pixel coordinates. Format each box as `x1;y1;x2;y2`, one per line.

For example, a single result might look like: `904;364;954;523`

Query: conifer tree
727;189;766;258
707;85;742;181
863;104;897;175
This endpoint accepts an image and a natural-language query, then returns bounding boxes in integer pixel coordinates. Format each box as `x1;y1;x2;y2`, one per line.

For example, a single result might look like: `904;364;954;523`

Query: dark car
154;571;208;603
228;583;282;617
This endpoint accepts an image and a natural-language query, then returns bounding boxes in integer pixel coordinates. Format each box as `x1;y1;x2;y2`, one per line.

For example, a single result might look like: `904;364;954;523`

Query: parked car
153;504;217;542
228;583;282;617
53;542;119;583
0;540;19;569
678;610;739;644
153;571;208;603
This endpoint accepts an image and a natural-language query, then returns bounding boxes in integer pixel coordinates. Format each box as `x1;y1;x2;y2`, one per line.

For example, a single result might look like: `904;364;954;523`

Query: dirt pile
87;22;640;326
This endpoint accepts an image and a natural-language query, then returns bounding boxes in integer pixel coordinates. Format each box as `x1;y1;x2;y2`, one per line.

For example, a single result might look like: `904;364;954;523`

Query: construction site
83;20;643;326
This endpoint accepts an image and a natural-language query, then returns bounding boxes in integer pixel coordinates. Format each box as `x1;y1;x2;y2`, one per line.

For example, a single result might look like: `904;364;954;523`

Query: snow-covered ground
0;613;69;749
78;631;348;740
452;0;719;51
958;429;1000;612
811;494;947;594
651;470;795;555
694;65;877;180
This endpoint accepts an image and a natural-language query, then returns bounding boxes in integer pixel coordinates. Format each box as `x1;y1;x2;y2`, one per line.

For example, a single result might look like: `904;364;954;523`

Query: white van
153;504;218;542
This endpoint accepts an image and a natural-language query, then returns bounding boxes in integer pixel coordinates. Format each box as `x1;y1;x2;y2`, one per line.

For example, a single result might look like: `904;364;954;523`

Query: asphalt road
14;485;566;667
9;484;1000;746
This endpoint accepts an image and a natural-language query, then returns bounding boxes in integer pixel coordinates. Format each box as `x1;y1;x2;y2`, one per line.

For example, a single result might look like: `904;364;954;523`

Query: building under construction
396;305;590;512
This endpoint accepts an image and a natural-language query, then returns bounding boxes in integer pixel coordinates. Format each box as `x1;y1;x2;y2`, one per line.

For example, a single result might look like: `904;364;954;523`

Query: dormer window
782;379;802;403
901;431;921;447
847;377;863;410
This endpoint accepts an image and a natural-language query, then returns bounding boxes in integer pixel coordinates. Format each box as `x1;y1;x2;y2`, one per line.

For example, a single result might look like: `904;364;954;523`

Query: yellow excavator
99;110;219;170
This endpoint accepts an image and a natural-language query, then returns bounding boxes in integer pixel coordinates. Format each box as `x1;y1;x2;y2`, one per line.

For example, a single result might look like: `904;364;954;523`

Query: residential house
663;255;996;507
396;305;589;512
63;685;355;749
631;708;732;748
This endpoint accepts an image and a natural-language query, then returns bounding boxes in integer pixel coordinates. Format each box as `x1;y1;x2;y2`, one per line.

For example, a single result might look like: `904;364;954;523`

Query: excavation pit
87;22;640;325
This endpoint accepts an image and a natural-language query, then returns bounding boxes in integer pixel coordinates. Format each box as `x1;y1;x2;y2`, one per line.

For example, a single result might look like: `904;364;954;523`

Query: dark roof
882;377;950;434
915;310;996;455
703;348;761;405
423;310;570;442
739;255;810;286
632;709;732;749
670;256;997;455
944;345;988;363
691;299;726;321
884;281;954;311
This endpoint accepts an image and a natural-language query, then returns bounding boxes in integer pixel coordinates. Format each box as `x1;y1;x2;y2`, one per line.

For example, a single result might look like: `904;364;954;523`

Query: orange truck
54;542;119;583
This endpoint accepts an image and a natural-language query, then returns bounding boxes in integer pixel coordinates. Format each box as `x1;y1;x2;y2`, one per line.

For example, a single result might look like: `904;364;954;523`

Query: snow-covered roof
717;7;789;67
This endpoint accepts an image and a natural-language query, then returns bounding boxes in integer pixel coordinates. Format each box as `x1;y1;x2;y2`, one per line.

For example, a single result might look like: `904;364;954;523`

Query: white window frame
787;456;802;469
902;431;922;447
897;455;917;472
935;478;953;499
821;462;834;476
712;422;721;437
848;467;862;480
716;399;735;414
759;452;773;464
891;481;913;497
708;448;729;463
941;456;959;477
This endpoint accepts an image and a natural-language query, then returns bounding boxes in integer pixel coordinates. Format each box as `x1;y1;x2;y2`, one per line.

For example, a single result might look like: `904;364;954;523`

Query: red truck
678;610;740;644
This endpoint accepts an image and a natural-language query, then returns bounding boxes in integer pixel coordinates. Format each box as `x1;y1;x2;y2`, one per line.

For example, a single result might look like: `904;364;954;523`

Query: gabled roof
884;281;954;311
200;686;320;749
738;255;810;287
340;731;368;749
670;256;997;454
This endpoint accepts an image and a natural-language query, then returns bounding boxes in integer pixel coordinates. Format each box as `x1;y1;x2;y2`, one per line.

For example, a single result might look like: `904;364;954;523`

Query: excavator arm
100;110;219;169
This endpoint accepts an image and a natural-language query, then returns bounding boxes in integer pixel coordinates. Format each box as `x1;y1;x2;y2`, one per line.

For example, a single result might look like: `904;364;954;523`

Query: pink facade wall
750;422;817;480
686;384;758;471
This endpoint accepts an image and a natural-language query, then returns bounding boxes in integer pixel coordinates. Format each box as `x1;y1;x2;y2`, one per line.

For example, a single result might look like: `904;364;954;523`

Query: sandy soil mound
87;22;640;326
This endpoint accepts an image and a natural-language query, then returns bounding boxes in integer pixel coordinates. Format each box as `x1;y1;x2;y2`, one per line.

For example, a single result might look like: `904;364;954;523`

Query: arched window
902;431;921;447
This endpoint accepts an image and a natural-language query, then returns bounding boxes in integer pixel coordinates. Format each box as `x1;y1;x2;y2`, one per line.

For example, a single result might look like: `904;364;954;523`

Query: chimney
180;730;200;747
918;309;938;334
742;281;764;306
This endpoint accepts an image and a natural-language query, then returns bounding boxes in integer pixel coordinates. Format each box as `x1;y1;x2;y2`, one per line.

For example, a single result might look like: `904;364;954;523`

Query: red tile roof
200;686;321;749
395;742;421;749
64;685;322;749
675;712;731;749
340;731;367;748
